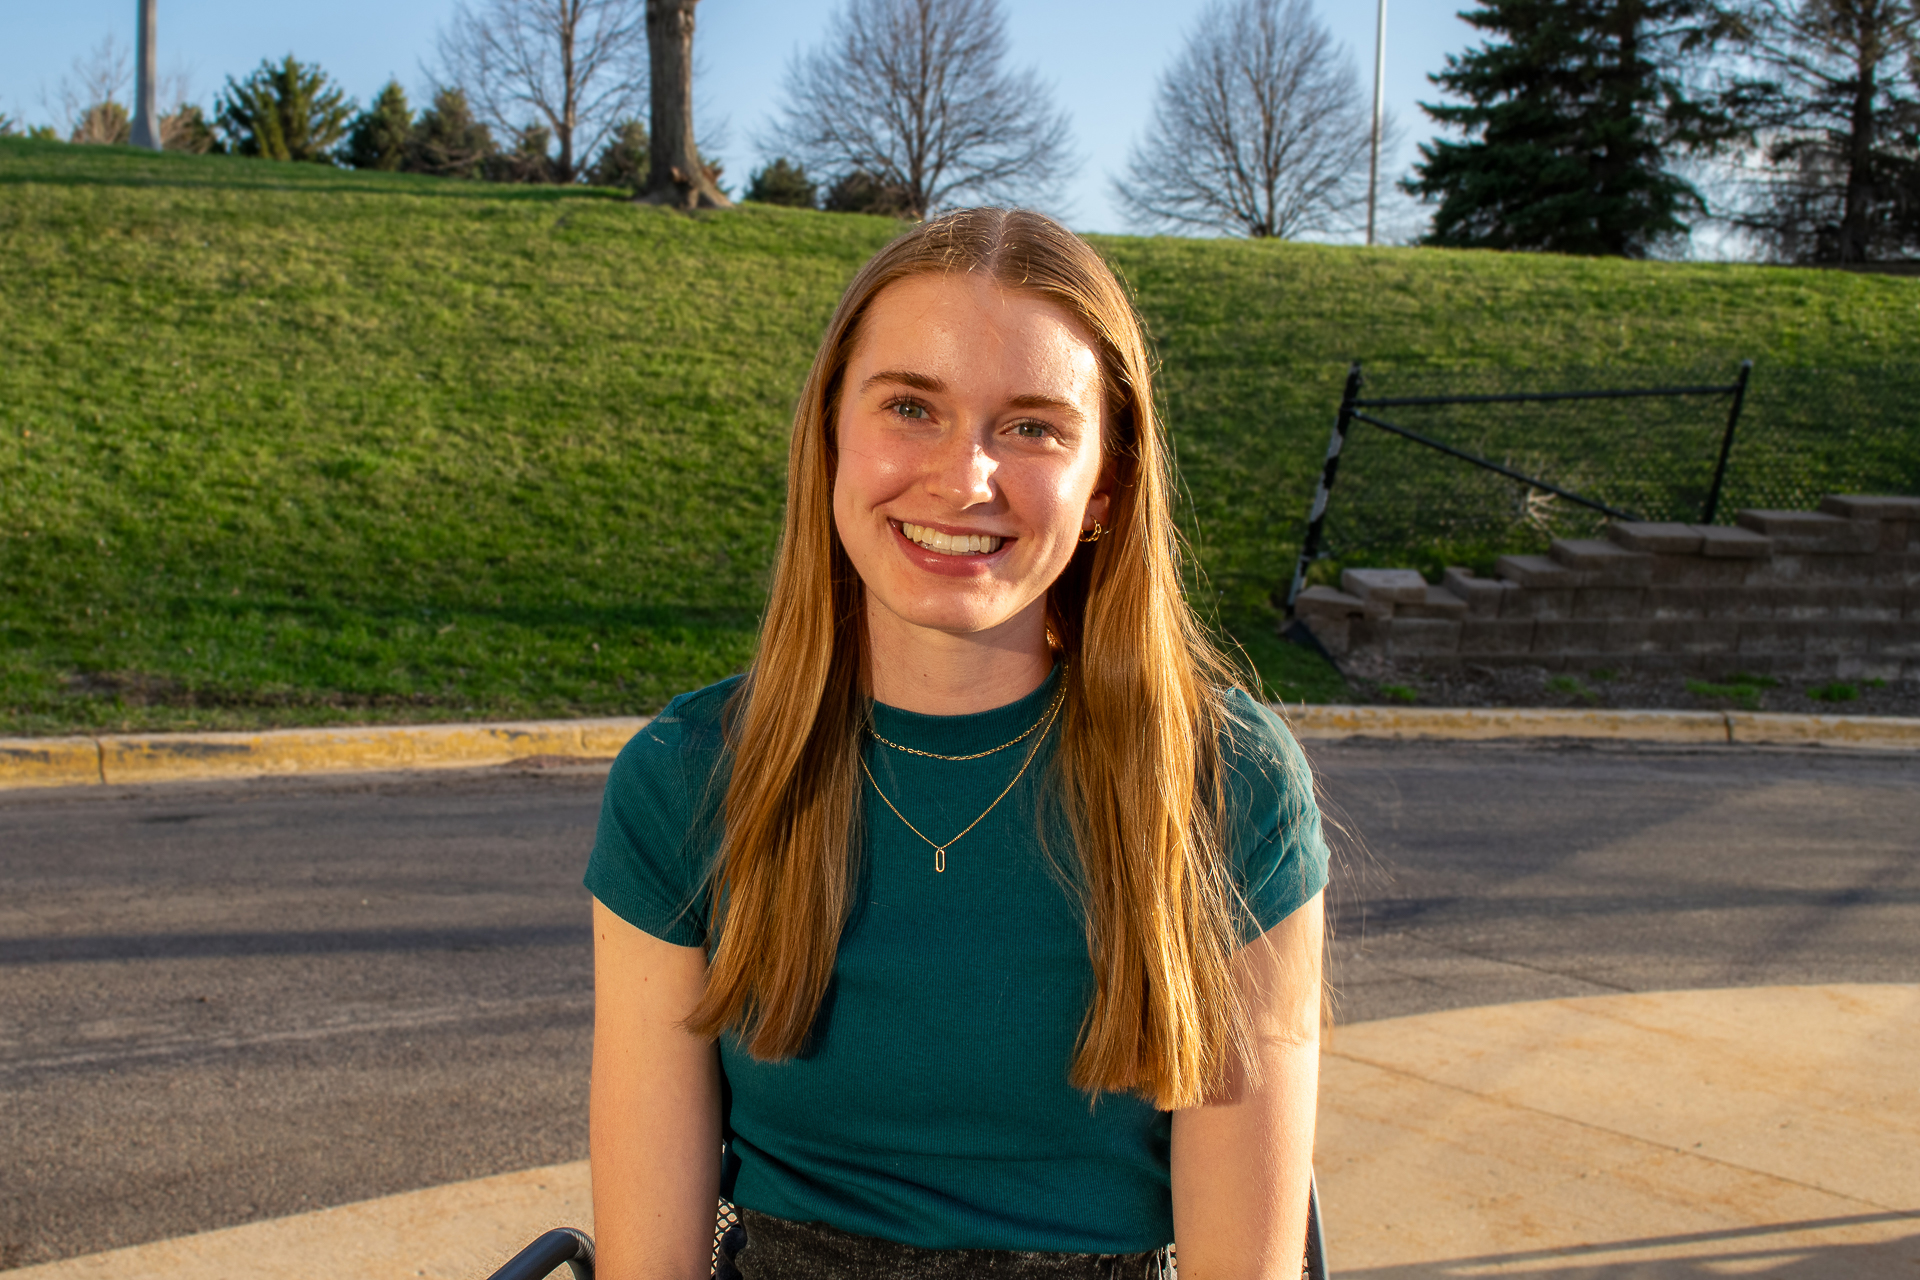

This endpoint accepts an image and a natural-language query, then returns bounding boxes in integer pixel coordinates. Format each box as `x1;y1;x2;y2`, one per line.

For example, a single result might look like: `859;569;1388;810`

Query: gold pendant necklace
859;681;1065;872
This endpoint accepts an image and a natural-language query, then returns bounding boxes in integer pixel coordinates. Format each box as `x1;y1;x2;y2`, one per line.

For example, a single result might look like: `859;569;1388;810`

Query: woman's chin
871;593;1041;644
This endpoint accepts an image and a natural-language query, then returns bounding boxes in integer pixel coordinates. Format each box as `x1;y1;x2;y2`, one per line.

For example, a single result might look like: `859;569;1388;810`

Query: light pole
1365;0;1386;245
131;0;160;150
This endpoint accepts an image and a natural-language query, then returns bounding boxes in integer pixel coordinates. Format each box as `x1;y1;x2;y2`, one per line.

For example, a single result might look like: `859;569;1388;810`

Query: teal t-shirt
584;666;1328;1254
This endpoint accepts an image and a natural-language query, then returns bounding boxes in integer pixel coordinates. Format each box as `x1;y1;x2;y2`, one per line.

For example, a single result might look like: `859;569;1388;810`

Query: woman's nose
926;430;996;507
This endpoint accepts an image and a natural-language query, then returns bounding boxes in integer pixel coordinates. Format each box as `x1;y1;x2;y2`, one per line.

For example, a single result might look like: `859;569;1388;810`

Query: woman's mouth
897;521;1004;556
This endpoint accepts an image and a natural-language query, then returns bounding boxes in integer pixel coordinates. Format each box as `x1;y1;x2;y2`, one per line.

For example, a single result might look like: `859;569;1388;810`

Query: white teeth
900;522;1003;555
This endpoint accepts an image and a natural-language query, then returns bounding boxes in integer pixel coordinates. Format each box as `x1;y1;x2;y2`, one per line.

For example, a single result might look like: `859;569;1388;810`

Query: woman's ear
1084;472;1114;532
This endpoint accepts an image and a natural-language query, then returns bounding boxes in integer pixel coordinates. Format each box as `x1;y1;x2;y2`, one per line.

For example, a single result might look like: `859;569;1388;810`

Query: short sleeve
1217;689;1330;940
584;679;737;948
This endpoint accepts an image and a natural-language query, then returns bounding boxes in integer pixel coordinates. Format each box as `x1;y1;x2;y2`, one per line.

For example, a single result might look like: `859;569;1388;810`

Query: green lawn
5;138;1918;733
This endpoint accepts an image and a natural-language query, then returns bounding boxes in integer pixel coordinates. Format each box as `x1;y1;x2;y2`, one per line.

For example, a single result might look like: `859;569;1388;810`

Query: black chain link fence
1296;362;1920;590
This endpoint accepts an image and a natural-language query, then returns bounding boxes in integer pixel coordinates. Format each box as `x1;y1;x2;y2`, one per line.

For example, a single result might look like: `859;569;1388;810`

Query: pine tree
1408;0;1732;256
406;87;497;179
822;169;912;216
216;56;355;163
746;157;817;207
343;82;413;170
587;120;650;191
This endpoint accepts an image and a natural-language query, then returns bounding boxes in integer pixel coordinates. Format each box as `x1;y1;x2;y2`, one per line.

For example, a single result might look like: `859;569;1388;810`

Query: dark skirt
718;1208;1174;1280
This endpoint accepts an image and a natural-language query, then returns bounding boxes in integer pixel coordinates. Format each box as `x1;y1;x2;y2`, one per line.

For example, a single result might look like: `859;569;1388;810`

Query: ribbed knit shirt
585;665;1328;1254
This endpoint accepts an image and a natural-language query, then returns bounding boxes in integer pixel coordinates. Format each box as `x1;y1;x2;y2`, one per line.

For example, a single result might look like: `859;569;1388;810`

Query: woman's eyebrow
1006;393;1085;421
862;369;946;393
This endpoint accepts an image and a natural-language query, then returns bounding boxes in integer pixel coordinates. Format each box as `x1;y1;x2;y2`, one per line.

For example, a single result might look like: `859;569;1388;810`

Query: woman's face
832;272;1112;649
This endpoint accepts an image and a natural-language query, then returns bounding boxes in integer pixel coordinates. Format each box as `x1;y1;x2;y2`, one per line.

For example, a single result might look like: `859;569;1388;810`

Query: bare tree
766;0;1076;219
1717;0;1920;262
1114;0;1379;239
47;35;130;143
436;0;648;182
641;0;730;206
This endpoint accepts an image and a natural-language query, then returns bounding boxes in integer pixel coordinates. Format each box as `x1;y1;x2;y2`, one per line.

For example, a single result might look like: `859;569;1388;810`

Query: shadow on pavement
1339;1213;1920;1278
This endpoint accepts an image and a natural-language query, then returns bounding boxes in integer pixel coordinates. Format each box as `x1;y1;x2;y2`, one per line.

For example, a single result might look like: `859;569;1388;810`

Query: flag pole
1366;0;1387;245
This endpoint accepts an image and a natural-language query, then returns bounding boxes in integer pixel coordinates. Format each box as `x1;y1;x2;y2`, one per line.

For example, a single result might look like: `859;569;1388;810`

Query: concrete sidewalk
13;984;1915;1279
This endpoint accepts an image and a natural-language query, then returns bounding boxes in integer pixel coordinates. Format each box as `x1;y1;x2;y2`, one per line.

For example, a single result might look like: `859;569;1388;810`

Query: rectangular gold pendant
935;847;946;873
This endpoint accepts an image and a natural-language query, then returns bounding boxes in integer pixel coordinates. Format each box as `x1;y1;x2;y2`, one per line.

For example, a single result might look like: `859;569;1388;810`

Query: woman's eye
891;399;929;421
1010;421;1052;440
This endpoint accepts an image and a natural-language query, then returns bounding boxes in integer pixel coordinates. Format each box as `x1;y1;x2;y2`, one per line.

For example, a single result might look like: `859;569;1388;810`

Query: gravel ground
1336;656;1920;717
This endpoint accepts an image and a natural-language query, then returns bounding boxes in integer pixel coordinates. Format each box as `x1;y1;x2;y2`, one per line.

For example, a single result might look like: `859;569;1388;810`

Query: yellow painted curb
5;704;1920;793
1284;703;1734;743
1728;710;1920;751
95;717;653;785
0;736;103;789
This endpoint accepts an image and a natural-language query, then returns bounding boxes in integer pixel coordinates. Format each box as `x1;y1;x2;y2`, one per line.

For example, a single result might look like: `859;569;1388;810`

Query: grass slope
5;139;1919;732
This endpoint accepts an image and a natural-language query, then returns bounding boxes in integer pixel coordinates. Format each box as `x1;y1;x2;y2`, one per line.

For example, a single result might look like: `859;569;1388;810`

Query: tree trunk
641;0;730;208
1839;31;1880;263
557;0;580;182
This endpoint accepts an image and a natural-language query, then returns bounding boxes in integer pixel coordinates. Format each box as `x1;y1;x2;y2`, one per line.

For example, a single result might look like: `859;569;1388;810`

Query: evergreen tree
1408;0;1733;256
746;157;818;207
342;81;413;170
489;124;558;183
822;168;913;216
162;104;219;154
216;56;354;163
587;119;649;191
406;87;497;179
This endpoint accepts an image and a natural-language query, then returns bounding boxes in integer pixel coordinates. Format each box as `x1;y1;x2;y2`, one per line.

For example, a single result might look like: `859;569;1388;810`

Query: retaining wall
1294;495;1920;682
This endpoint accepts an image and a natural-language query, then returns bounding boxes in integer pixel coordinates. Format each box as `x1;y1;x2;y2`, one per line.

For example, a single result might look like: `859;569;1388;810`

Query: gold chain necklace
867;668;1068;761
859;683;1066;873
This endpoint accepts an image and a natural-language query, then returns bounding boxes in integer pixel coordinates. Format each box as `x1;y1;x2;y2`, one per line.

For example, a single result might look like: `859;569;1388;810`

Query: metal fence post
1286;362;1363;616
1701;360;1753;525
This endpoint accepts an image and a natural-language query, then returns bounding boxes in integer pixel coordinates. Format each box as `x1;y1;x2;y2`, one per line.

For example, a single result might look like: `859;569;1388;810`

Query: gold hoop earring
1078;521;1106;544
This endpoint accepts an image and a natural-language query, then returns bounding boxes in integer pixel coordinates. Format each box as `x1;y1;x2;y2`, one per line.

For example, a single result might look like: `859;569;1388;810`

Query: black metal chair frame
486;1176;1330;1279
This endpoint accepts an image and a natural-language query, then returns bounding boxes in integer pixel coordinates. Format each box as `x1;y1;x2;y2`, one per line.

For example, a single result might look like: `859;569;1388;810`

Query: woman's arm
589;896;722;1280
1169;890;1325;1279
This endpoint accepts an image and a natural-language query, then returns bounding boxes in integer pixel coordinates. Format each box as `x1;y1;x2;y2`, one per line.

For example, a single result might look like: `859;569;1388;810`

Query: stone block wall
1294;495;1920;682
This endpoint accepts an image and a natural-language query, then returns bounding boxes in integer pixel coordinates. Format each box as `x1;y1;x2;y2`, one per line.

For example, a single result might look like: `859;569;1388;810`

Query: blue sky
1;0;1480;236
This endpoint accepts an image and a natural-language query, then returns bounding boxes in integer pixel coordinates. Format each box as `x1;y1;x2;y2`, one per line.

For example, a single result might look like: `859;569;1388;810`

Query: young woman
586;209;1328;1280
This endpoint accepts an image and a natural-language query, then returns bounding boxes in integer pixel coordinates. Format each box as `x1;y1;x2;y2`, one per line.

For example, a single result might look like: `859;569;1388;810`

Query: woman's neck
865;600;1054;716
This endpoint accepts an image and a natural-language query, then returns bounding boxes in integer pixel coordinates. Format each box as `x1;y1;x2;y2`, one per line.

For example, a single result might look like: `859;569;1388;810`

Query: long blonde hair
687;208;1252;1110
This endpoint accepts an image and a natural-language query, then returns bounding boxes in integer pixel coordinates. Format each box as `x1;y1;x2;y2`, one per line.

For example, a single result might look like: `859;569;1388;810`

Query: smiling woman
833;271;1111;706
584;209;1329;1280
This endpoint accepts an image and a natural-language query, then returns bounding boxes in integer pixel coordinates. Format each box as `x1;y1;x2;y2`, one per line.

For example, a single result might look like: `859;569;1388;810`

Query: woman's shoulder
588;675;742;946
1212;685;1313;796
1208;686;1327;932
611;673;743;774
600;673;742;865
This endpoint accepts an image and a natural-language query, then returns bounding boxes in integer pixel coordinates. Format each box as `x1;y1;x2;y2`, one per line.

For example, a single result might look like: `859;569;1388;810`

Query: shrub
71;101;130;146
587;118;648;191
746;157;817;208
488;124;558;183
216;56;354;162
822;168;913;216
1807;681;1859;703
162;105;218;155
405;86;496;179
342;81;412;170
